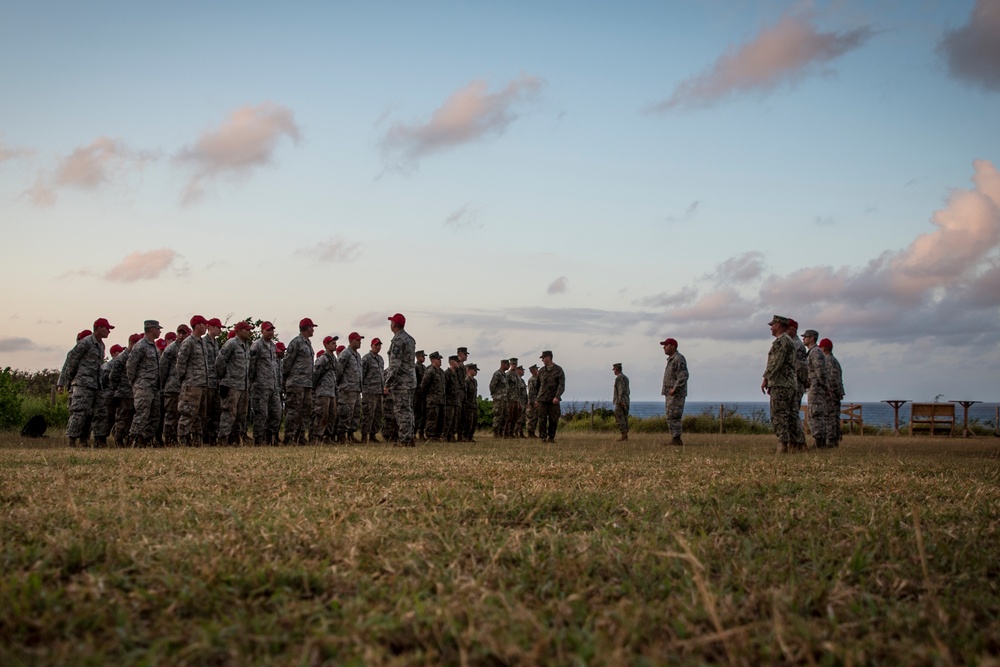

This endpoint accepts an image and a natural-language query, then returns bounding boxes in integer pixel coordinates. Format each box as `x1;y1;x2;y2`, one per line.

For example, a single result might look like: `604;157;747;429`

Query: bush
20;394;69;430
0;367;25;430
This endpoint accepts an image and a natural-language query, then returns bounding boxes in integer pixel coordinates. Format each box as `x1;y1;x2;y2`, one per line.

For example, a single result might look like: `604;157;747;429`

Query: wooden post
719;404;724;434
590;403;595;432
51;384;56;406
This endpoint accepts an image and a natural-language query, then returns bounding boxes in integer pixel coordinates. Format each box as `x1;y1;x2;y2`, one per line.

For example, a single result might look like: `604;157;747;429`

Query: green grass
2;430;999;665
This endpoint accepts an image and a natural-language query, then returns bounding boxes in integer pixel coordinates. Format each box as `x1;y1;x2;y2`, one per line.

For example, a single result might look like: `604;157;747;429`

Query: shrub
0;367;25;430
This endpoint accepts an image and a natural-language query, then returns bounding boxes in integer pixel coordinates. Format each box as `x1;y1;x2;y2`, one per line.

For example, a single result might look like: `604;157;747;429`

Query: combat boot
776;441;789;454
670;436;683;446
617;433;628;442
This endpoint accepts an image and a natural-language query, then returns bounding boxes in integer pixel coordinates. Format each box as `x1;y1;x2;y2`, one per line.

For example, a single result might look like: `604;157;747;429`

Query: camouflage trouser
337;390;361;436
284;386;313;443
178;385;208;443
129;387;161;443
312;396;338;442
665;394;686;438
382;393;397;440
112;397;135;445
791;390;806;446
218;388;249;443
252;386;282;444
769;386;799;445
537;401;561;441
443;405;459;441
525;401;537;436
464;407;478;439
505;402;521;437
414;392;426;437
66;385;106;440
806;388;827;443
826;396;842;445
204;388;221;444
161;392;180;444
389;387;414;443
615;402;630;434
492;399;507;436
362;394;384;437
426;403;444;439
94;390;114;439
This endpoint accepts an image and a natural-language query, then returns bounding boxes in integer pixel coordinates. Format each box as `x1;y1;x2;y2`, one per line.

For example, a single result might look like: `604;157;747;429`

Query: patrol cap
227;330;236;339
429;351;442;360
128;333;143;344
299;317;317;329
767;315;789;326
93;317;115;330
143;320;161;331
448;354;459;362
190;315;208;328
529;364;538;370
372;338;382;346
177;323;192;334
467;363;479;371
323;335;339;345
539;350;553;359
275;341;286;352
457;347;468;354
110;344;124;355
388;313;406;327
803;329;819;339
164;331;177;342
261;321;275;331
415;350;425;357
501;358;510;365
233;321;253;332
156;339;168;351
612;362;622;370
336;345;345;353
349;332;364;341
787;318;799;330
509;357;518;364
77;329;92;341
516;365;524;371
819;338;834;350
660;338;678;347
316;350;325;358
207;317;223;328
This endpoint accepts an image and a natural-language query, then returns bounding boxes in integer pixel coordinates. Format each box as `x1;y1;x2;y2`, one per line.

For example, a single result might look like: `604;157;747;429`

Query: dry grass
2;430;999;665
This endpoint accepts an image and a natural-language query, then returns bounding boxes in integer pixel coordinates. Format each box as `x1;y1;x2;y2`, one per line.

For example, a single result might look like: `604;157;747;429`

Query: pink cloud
939;0;1000;92
547;276;568;294
0;138;30;163
650;14;873;112
712;251;766;284
20;137;152;206
381;74;545;170
174;102;301;205
665;288;757;321
296;237;362;263
104;248;181;283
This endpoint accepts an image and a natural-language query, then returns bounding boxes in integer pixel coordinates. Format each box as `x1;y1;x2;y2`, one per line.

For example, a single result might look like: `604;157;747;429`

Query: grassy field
2;430;999;666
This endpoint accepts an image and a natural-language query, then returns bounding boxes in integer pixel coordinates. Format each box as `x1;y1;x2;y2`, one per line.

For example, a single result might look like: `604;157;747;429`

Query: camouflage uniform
109;349;134;445
525;372;539;437
385;328;417;444
790;335;808;447
95;359;114;443
312;351;339;443
443;364;462;442
337;346;363;440
126;337;161;445
249;338;282;445
420;361;446;440
661;352;689;439
414;356;427;439
535;361;565;442
282;334;315;444
361;350;385;441
614;372;630;435
516;372;528;436
60;334;107;443
504;366;522;437
805;345;829;446
489;366;508;437
203;336;222;445
463;373;479;440
825;352;844;446
455;358;468;440
216;336;250;444
764;333;799;450
176;335;211;445
159;340;183;445
382;369;398;442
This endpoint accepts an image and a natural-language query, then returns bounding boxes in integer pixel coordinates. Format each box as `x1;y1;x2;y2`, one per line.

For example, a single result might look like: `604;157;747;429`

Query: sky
2;0;999;403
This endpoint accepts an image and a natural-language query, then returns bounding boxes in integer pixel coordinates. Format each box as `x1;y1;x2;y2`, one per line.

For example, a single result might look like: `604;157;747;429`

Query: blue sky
2;0;999;402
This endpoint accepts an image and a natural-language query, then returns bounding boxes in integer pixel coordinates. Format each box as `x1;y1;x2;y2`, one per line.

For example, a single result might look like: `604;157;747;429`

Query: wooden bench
908;403;955;436
840;404;863;435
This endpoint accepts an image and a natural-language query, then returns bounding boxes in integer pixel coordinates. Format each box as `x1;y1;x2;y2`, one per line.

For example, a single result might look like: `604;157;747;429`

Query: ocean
562;400;1000;430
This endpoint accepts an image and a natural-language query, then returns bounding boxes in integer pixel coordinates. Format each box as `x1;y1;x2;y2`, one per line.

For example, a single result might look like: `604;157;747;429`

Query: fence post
51;384;56;406
719;404;724;434
590;403;595;432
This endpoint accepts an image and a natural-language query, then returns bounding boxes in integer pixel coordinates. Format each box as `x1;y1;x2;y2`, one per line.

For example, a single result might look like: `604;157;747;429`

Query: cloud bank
650;14;874;111
939;0;1000;92
22;137;153;207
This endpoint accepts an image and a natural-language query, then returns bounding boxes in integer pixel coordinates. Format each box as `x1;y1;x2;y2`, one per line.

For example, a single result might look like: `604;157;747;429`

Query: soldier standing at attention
515;365;528;437
525;364;539;438
535;351;565;443
504;358;521;438
312;335;340;444
786;319;809;451
336;332;364;443
249;322;282;445
464;363;480;442
443;355;463;442
216;321;253;445
420;352;446;441
455;347;469;441
490;359;510;438
95;344;122;447
660;338;688;446
386;313;417;447
110;332;141;446
761;315;800;454
176;315;210;446
160;324;190;446
819;338;844;447
202;318;224;445
414;350;427;441
612;363;630;441
127;320;163;447
58;317;113;446
802;329;829;449
360;337;386;443
283;318;317;445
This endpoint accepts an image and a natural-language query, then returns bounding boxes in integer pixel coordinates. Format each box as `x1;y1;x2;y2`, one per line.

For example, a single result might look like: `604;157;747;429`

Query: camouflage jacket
109;349;133;399
127;337;160;391
216;337;250;391
415;362;426;395
337;347;363;393
614;374;630;407
443;367;462;406
536;363;566;403
282;334;315;389
313;352;339;398
465;375;478;406
791;336;808;392
806;346;828;393
489;369;507;399
764;334;797;389
249;338;280;392
420;364;446;405
176;335;211;389
59;334;105;390
159;340;182;394
505;371;521;401
661;352;689;398
527;375;539;401
515;375;527;404
205;337;220;389
826;353;844;400
100;360;114;395
386;330;417;391
361;351;385;395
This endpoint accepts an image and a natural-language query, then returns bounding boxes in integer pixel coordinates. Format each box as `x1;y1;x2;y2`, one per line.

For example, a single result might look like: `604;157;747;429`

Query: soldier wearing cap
454;347;469;440
176;315;211;446
761;315;801;454
525;364;540;438
202;318;224;445
443;355;463;442
414;350;427;440
159;324;191;446
215;321;253;445
109;332;142;445
514;365;528;437
312;334;340;444
490;359;510;438
535;351;565;443
801;329;829;448
249;321;282;445
282;318;317;445
336;332;364;443
503;357;522;438
786;318;809;450
95;344;122;446
59;317;113;446
420;352;446;441
126;320;163;446
386;314;417;446
361;337;385;443
612;363;630;441
463;363;480;441
820;338;844;447
660;338;688;446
